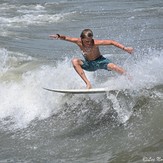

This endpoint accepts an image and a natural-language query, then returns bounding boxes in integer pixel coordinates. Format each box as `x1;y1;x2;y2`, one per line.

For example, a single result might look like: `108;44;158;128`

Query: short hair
80;29;93;39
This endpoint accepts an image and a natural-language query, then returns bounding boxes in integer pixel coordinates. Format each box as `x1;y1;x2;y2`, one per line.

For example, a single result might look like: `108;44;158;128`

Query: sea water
0;0;163;162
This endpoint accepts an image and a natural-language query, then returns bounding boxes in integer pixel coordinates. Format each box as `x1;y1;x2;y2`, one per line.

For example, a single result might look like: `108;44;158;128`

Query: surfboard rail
43;87;110;94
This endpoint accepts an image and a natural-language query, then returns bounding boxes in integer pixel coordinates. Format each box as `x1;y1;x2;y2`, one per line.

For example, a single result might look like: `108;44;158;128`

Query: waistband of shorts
85;55;103;61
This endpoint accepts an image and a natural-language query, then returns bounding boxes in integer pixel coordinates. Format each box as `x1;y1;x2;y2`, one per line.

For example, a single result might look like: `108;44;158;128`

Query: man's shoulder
94;39;112;45
94;39;104;43
76;38;82;45
94;39;104;46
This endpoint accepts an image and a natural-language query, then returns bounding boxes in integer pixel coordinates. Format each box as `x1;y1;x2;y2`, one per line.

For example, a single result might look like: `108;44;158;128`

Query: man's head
80;29;93;39
80;29;93;47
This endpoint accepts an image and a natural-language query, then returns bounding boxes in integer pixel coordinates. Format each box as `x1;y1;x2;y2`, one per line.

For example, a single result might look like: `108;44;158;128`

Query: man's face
82;37;93;47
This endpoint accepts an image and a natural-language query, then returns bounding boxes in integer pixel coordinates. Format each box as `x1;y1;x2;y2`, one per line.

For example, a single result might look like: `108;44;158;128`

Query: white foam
0;48;9;74
0;2;76;35
102;49;163;91
98;49;163;123
0;56;94;129
17;4;46;14
0;13;68;27
0;49;162;129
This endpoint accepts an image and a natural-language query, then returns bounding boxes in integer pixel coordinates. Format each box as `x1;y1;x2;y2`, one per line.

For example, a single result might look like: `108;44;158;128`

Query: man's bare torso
77;39;101;61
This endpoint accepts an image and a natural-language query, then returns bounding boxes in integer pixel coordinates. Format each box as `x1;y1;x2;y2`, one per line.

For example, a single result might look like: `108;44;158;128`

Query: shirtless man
49;29;133;89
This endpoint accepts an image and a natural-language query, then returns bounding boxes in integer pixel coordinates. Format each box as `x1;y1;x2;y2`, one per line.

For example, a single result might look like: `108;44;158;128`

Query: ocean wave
0;13;73;27
0;2;76;36
0;48;162;130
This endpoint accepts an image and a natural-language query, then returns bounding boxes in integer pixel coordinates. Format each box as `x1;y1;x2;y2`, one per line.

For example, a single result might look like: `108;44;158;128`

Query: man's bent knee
107;63;125;74
107;63;116;70
71;58;82;66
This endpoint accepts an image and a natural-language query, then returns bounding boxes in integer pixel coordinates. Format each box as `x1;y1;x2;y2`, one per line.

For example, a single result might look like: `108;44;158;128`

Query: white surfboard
43;87;110;94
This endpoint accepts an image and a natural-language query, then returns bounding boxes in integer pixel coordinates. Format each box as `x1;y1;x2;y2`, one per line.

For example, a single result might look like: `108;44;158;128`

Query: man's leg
107;63;126;74
72;58;92;89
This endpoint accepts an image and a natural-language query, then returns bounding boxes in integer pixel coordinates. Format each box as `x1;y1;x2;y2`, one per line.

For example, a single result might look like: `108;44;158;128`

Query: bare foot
86;82;92;89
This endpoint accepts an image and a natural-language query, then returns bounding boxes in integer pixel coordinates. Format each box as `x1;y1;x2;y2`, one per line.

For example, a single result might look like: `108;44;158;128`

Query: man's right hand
124;47;134;54
49;34;60;39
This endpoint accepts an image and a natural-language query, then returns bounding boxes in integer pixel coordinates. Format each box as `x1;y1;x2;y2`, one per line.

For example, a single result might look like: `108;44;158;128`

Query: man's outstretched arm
49;34;79;43
96;39;134;54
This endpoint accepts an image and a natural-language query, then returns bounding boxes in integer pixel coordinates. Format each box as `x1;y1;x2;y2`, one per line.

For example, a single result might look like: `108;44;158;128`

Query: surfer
49;29;133;89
